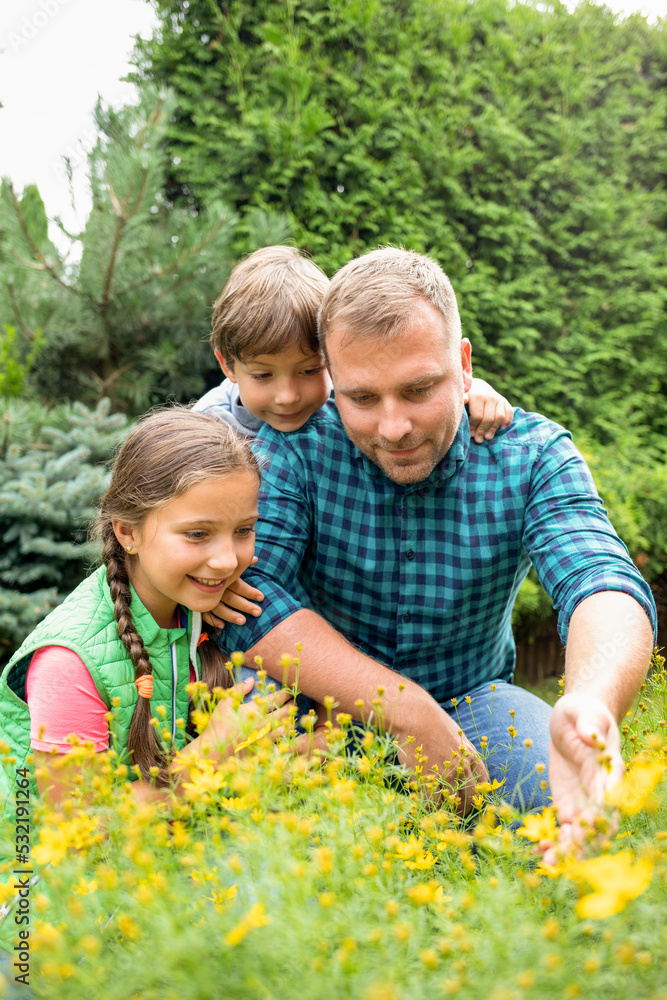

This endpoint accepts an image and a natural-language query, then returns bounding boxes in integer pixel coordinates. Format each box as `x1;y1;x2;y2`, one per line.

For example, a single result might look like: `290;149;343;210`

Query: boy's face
217;344;332;432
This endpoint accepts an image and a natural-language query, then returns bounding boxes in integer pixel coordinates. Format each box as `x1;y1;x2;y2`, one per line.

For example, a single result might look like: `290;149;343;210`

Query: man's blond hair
211;245;329;363
317;247;461;357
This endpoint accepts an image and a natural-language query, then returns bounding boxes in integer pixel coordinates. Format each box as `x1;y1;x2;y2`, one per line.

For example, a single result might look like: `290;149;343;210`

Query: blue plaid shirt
220;403;657;703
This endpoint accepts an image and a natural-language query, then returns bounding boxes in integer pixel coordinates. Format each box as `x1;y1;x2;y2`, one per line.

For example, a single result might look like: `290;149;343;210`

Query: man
219;248;656;827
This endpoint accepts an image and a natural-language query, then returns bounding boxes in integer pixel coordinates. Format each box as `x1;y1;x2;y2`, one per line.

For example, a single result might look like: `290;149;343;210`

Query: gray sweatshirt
192;379;263;439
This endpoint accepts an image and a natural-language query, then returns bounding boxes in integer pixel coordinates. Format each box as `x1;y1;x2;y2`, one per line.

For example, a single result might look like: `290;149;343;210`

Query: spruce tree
0;398;129;665
0;89;281;414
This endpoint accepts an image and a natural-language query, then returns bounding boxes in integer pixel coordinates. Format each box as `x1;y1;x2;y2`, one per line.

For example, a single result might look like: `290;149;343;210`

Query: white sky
0;0;663;245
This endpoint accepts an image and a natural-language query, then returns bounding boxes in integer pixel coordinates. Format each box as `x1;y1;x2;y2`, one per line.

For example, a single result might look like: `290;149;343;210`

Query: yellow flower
72;879;98;896
606;757;666;816
225;902;270;946
566;850;654;918
206;885;237;913
189;709;211;734
404;851;437;871
406;881;440;905
32;921;63;951
78;935;101;955
535;861;562;879
170;821;189;848
32;827;70;867
420;947;439;969
116;915;141;941
437;829;471;849
235;722;272;752
516;808;557;843
313;846;334;874
221;796;250;811
475;778;505;794
181;759;225;800
392;834;424;862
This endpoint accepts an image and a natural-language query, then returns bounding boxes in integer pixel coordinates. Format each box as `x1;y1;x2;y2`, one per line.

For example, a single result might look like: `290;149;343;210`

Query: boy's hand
203;557;264;628
465;377;513;443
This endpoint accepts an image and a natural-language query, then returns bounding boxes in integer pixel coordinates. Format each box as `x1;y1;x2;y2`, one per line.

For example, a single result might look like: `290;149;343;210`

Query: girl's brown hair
93;407;260;785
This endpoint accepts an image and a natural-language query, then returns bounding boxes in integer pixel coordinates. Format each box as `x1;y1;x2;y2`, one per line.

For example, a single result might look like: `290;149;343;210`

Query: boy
194;245;513;442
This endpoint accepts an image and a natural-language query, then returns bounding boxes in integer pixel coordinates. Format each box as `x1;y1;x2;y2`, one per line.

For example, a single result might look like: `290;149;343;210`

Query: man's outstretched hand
543;691;625;863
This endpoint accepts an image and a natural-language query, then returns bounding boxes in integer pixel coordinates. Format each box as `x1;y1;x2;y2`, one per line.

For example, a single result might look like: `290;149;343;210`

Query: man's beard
353;435;448;485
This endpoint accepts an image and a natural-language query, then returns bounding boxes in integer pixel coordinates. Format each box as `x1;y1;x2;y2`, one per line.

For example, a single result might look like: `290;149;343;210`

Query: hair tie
135;674;154;699
197;632;209;647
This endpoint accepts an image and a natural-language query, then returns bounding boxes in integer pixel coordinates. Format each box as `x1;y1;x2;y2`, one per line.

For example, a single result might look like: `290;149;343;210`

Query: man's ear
461;339;473;394
112;520;139;554
215;350;237;383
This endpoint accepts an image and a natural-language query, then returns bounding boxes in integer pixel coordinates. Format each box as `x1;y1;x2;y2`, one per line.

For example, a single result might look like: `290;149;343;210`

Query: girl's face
115;472;259;628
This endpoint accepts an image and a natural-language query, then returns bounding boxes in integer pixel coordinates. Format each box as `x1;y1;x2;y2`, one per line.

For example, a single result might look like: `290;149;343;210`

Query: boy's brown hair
211;246;329;364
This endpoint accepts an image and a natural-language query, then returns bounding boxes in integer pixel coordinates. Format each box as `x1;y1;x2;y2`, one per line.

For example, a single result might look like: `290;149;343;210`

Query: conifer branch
114;215;230;301
7;183;82;298
90;362;135;401
7;278;53;341
101;166;149;307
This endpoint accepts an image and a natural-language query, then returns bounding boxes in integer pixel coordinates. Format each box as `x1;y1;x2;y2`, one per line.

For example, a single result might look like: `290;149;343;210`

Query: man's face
328;299;473;485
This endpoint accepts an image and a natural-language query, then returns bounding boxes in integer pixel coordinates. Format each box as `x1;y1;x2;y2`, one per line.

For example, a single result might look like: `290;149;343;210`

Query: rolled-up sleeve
522;426;657;643
218;432;311;653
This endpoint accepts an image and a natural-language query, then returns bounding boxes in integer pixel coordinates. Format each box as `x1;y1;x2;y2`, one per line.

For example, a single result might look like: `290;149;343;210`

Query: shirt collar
230;382;263;434
355;410;470;491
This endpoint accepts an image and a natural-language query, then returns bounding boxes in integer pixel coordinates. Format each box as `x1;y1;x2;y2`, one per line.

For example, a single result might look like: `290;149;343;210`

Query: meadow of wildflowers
1;654;666;1000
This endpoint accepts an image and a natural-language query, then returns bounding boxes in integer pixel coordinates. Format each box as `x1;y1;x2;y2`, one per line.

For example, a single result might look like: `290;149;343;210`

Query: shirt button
403;612;411;623
406;549;415;560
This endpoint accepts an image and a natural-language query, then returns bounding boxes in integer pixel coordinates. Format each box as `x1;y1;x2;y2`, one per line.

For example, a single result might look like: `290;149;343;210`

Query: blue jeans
443;679;553;811
240;665;551;809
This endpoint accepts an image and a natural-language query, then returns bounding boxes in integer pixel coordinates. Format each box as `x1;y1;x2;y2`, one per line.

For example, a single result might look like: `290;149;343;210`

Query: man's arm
242;608;488;809
549;590;653;821
520;419;657;818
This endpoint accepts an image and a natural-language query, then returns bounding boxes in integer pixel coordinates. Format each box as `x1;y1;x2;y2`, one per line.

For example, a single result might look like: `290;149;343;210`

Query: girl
0;408;291;812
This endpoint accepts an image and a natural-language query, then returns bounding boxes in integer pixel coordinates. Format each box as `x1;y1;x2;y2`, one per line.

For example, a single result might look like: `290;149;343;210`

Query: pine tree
0;89;288;415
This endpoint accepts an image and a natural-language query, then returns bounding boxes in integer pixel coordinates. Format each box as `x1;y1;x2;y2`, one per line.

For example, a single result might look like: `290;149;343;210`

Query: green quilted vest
0;565;200;815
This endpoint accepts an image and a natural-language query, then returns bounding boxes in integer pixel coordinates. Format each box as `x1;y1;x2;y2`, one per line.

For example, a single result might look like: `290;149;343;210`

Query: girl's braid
103;531;170;785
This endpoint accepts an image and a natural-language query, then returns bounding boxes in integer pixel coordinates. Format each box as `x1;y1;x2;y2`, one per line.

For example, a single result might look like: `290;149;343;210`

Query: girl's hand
465;377;513;443
205;677;293;757
203;557;264;628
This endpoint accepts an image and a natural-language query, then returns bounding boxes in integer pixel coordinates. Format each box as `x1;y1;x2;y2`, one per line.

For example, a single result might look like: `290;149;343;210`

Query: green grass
514;672;561;707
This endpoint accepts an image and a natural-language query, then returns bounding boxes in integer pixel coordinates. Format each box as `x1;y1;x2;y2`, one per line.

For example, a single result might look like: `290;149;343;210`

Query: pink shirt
25;646;196;753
